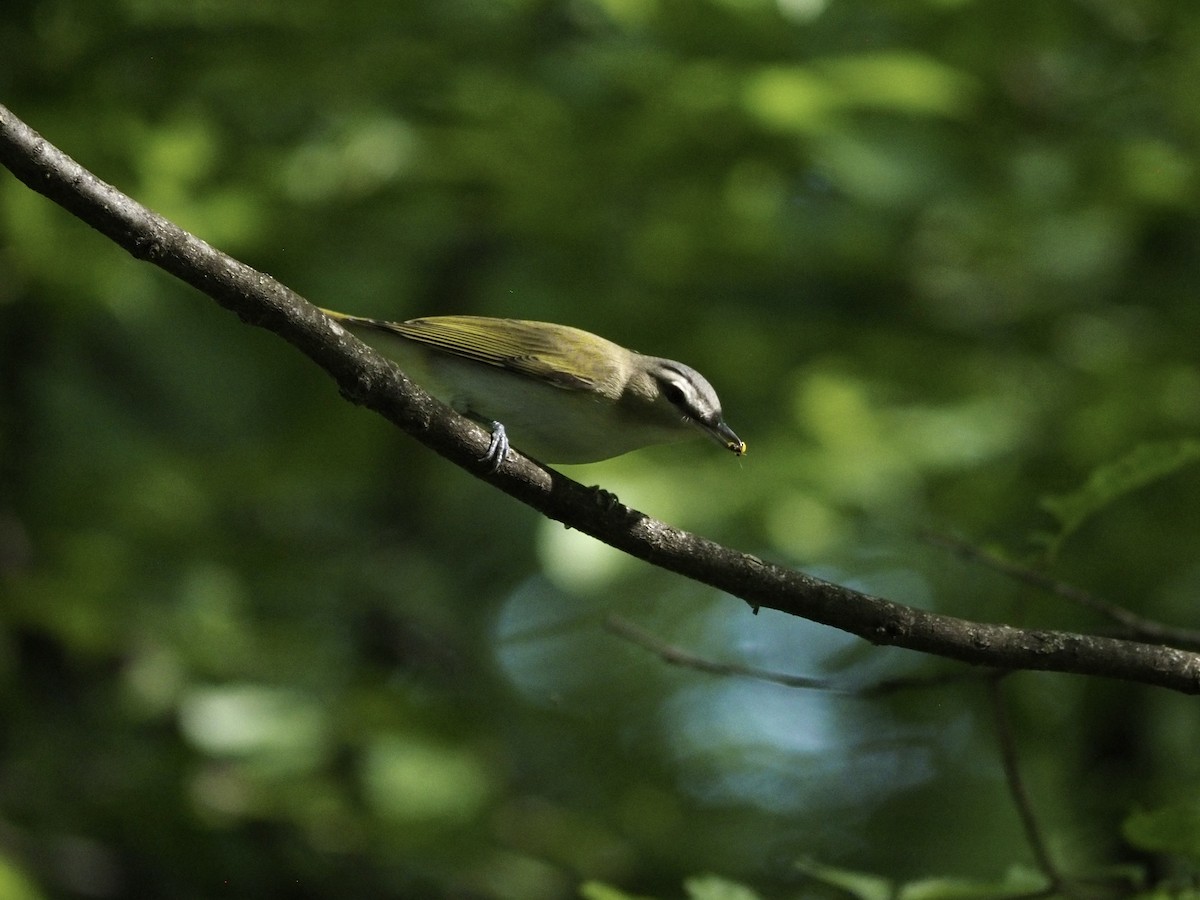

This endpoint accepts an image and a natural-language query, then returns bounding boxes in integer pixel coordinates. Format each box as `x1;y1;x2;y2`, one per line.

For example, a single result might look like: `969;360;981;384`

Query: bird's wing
391;317;613;392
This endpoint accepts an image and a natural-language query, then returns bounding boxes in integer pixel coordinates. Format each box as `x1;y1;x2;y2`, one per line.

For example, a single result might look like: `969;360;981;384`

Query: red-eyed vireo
320;309;746;468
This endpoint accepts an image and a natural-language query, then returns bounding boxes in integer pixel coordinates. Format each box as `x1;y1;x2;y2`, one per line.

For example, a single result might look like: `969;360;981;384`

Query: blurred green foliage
3;0;1200;897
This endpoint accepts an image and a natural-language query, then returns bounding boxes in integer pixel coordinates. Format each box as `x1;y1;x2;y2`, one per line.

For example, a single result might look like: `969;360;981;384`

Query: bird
320;309;746;468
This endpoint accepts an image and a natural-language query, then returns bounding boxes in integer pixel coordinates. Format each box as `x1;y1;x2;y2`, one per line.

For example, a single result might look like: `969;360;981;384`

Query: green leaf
795;859;893;900
579;881;658;900
818;52;978;118
1124;802;1200;861
0;856;45;900
1039;440;1200;557
683;874;764;900
898;866;1046;899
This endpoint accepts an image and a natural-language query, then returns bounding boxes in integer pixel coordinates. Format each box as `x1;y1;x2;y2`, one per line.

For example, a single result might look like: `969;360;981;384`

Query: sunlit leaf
580;881;659;900
683;873;764;900
0;856;45;900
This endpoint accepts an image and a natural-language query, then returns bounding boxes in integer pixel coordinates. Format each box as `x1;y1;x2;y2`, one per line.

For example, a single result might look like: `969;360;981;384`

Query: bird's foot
589;486;621;510
482;421;511;473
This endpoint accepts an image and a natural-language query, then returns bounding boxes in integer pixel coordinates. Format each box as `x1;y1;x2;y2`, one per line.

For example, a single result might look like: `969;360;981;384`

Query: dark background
3;0;1200;897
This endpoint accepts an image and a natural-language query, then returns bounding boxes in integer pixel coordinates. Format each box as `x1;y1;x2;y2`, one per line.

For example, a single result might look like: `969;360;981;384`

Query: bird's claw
482;421;511;473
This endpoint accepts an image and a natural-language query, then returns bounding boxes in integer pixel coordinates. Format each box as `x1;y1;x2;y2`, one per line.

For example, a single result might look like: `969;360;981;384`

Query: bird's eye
662;382;686;406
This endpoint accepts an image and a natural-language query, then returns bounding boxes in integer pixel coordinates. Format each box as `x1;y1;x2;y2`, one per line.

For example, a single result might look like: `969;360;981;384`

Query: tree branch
4;103;1200;694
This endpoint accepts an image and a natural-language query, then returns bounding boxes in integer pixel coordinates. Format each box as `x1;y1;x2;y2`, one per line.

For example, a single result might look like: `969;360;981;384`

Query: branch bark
4;103;1199;694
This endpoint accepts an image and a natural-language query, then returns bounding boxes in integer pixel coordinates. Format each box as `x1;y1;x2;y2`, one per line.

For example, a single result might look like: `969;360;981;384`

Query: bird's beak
703;419;746;456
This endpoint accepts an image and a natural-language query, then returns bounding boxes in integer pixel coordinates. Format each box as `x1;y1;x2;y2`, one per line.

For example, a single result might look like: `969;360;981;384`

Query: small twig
607;615;1002;696
604;615;839;691
927;533;1200;652
855;668;997;697
988;677;1066;896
